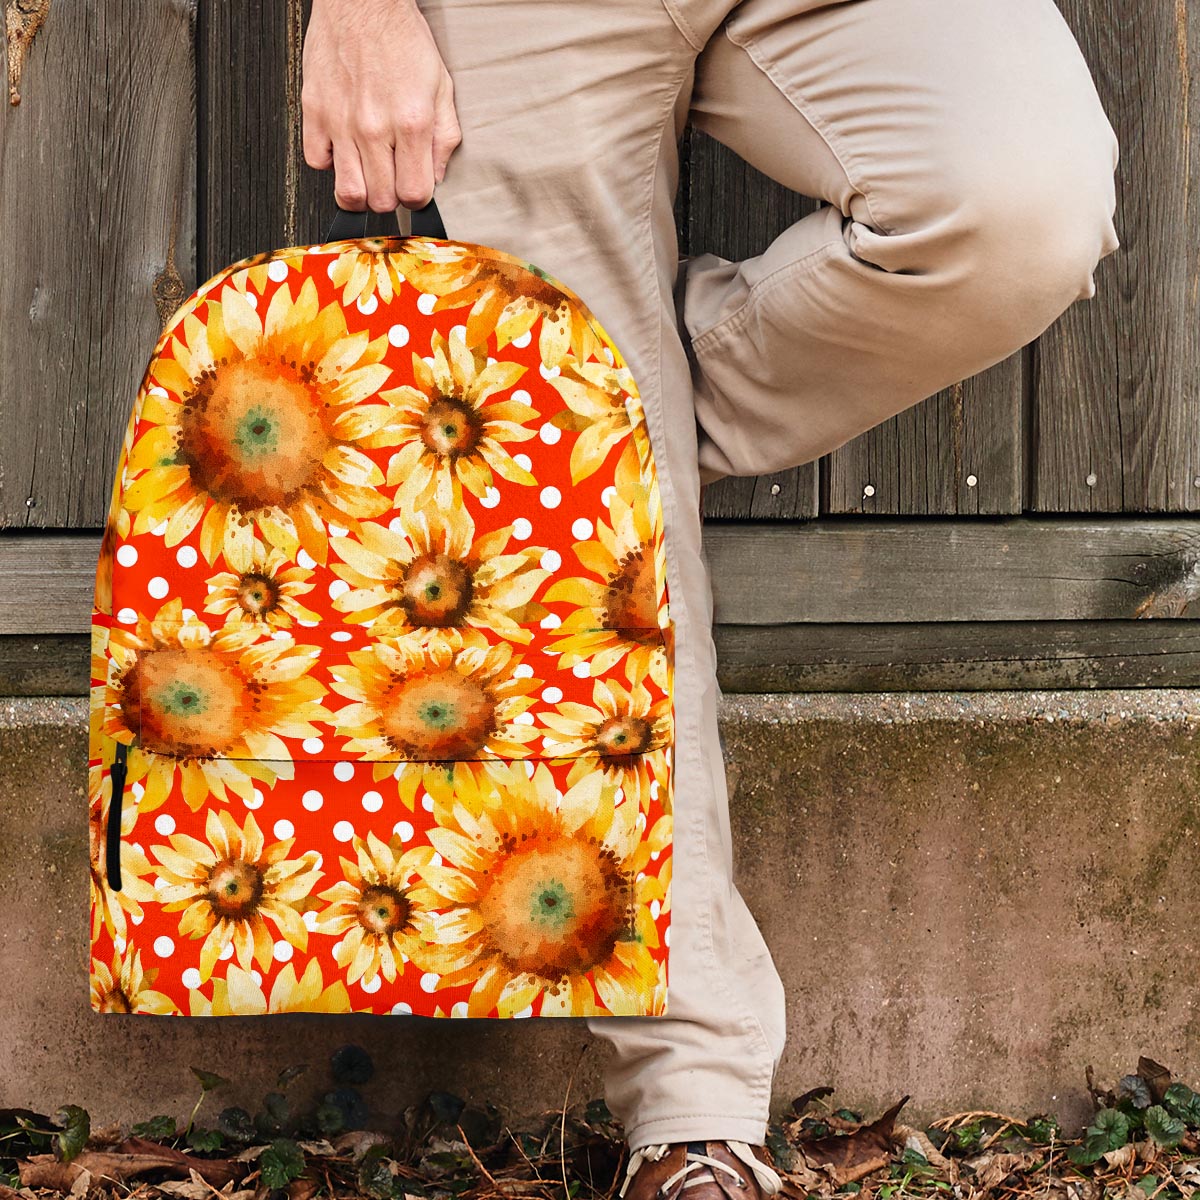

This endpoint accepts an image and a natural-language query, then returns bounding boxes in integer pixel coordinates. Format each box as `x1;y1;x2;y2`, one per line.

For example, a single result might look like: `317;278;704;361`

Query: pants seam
689;238;842;351
722;24;896;234
659;0;706;52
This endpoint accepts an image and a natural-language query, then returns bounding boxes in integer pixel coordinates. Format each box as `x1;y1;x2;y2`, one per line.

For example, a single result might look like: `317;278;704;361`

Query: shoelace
618;1140;784;1199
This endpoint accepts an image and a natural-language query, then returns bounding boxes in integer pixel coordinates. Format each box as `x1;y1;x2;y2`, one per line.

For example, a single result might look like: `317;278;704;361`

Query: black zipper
105;741;129;891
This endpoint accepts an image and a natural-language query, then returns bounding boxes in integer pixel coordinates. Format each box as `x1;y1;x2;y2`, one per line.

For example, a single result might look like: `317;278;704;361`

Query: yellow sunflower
325;240;424;307
203;539;320;630
545;449;669;679
393;240;602;364
329;508;549;639
545;356;644;484
189;960;353;1015
411;761;668;1016
123;274;394;569
88;761;156;943
377;327;537;508
330;628;541;805
313;830;442;986
90;945;177;1014
151;807;322;983
103;598;331;812
540;675;672;814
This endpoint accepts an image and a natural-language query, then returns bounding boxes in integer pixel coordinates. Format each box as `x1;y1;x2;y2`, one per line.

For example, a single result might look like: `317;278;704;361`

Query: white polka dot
297;549;317;569
273;941;294;962
274;819;295;839
571;518;593;540
154;814;175;836
331;630;353;642
421;792;434;812
514;453;533;472
513;712;535;726
148;386;168;400
539;423;562;446
392;1001;413;1014
303;737;324;754
540;613;562;630
451;1001;469;1018
649;780;660;800
512;389;532;405
181;967;201;990
513;1005;534;1018
420;972;440;993
176;545;198;568
147;576;170;599
297;618;318;627
538;362;561;379
245;787;264;810
250;969;263;986
361;790;383;813
513;664;535;679
327;260;340;280
153;936;174;958
361;974;382;993
601;486;616;505
302;910;319;930
480;486;501;509
512;517;533;541
388;323;410;347
395;820;414;842
328;579;350;600
116;545;138;567
220;940;235;960
603;347;615;364
267;260;289;283
417;293;438;315
131;782;145;800
540;486;561;509
333;761;355;782
302;789;324;811
512;331;532;349
117;607;138;625
333;820;355;841
357;294;379;315
152;520;169;537
328;524;348;538
664;924;670;947
572;661;591;679
542;687;563;704
540;550;561;572
451;323;468;343
271;629;291;641
524;761;536;778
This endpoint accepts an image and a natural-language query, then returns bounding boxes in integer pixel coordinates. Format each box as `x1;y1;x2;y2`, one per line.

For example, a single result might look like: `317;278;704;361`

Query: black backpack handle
326;193;447;242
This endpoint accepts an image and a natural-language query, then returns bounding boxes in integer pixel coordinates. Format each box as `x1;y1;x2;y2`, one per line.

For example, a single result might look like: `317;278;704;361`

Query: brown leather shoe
618;1140;784;1200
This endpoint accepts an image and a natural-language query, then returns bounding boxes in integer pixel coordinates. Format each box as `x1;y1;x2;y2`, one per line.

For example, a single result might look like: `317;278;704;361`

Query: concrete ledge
4;692;1200;1132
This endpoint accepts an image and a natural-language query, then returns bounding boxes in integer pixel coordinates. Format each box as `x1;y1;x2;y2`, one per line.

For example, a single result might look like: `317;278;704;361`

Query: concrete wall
4;691;1199;1134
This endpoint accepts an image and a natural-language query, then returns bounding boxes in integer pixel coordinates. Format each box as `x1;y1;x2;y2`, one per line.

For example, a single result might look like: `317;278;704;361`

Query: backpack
88;200;673;1019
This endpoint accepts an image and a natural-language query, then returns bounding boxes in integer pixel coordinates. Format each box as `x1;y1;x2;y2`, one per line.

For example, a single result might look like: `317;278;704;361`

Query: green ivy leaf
1145;1106;1186;1148
187;1127;224;1153
1092;1108;1131;1150
217;1106;256;1145
131;1115;177;1141
1119;1076;1154;1110
1163;1083;1200;1127
260;1138;306;1190
52;1106;90;1164
191;1068;230;1093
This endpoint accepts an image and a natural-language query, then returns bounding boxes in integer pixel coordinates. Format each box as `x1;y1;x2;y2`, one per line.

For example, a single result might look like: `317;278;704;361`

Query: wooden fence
1;0;1196;694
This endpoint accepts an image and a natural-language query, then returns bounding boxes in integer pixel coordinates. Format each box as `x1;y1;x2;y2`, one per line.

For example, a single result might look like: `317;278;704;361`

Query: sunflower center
179;358;333;509
236;572;282;616
397;554;474;625
122;645;248;758
206;858;265;920
595;715;652;758
98;987;133;1014
357;884;412;936
421;397;482;459
604;546;659;634
478;834;630;978
381;668;497;759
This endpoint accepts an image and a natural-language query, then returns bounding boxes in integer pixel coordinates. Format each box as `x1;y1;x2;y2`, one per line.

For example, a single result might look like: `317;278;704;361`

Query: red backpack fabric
88;207;674;1018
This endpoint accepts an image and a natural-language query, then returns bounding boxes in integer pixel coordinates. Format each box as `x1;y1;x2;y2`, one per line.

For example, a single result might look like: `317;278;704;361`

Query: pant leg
414;0;789;1151
680;0;1121;484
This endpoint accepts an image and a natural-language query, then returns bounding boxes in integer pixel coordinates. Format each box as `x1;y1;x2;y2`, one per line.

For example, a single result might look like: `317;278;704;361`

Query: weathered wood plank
714;620;1200;692
1034;0;1196;512
0;636;88;696
0;0;196;529
8;519;1200;635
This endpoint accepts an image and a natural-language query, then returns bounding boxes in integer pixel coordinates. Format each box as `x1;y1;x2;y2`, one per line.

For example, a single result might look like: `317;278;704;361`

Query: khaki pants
415;0;1121;1150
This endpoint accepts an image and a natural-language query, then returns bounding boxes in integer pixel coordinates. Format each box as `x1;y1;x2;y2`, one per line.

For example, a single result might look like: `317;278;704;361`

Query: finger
359;129;401;212
303;121;334;171
331;136;368;211
430;79;462;182
393;108;436;208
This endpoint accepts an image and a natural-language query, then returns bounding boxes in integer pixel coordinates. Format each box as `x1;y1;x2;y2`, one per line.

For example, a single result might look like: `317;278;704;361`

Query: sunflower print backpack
88;200;673;1019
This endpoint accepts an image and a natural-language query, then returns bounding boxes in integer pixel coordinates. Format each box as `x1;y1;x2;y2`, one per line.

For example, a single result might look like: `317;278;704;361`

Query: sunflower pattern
89;232;672;1017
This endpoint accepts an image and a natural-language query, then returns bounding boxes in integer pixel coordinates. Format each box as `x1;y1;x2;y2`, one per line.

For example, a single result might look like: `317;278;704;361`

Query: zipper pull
105;741;129;892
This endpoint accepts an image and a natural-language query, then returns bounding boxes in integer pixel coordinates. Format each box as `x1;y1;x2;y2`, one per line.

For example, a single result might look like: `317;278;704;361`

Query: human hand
301;0;462;212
